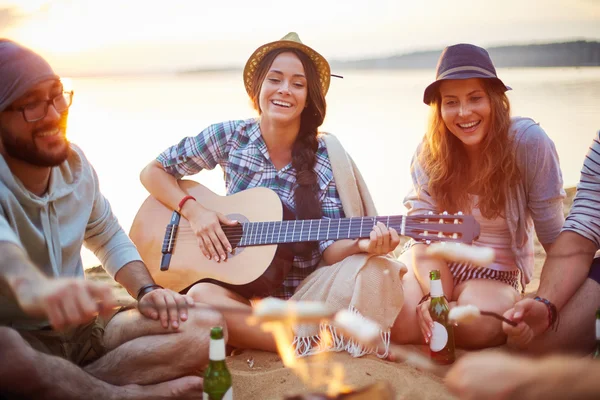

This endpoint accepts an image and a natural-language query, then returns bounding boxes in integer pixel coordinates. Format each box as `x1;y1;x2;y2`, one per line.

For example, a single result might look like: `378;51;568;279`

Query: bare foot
123;376;204;400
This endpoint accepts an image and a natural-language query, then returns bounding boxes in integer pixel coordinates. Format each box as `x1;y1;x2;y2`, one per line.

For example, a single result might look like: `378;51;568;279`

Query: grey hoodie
0;144;141;328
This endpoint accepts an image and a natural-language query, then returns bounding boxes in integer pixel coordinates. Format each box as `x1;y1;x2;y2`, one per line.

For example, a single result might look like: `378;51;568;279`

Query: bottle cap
210;326;224;340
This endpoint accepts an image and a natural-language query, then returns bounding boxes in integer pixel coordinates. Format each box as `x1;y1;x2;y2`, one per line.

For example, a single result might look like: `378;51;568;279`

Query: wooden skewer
387;344;446;377
116;298;336;323
480;310;518;327
115;298;253;315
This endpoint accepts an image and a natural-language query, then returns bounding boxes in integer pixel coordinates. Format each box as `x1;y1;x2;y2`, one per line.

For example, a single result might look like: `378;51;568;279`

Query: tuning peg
427;211;434;215
453;211;463;224
442;211;448;215
423;230;429;236
452;233;458;239
438;232;444;238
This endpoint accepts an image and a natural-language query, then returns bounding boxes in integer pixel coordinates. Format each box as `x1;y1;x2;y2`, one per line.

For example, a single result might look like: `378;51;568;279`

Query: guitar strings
171;219;470;243
163;215;477;250
159;229;600;260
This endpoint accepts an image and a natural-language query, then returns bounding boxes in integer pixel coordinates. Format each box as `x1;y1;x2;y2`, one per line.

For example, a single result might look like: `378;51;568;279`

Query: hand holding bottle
416;297;434;344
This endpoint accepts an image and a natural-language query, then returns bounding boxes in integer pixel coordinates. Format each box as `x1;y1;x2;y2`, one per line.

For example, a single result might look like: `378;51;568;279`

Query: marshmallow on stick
333;309;381;346
426;242;495;267
249;297;333;324
448;304;518;327
448;305;481;324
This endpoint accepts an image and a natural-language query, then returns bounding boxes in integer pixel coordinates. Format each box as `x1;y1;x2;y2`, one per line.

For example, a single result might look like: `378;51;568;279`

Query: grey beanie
0;39;59;112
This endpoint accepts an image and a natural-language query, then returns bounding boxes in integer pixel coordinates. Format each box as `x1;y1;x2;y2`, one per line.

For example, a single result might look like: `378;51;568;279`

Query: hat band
437;65;496;80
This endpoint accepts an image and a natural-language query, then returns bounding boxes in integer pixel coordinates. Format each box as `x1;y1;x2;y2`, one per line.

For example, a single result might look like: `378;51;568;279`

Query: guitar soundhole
222;213;247;257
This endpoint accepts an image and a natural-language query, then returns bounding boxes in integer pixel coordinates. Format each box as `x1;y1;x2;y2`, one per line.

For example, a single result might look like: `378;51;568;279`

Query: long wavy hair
417;79;520;218
249;48;327;252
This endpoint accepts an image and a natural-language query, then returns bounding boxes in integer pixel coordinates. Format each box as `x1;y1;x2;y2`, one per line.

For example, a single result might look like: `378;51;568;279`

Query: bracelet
534;296;559;332
136;283;163;302
177;195;196;213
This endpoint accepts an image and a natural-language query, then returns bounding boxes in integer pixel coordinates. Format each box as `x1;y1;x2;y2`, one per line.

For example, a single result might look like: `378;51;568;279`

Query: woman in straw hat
139;33;399;351
391;43;566;349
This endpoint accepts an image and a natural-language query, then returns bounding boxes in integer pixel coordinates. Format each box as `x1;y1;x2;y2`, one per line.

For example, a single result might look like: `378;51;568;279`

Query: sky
1;0;599;75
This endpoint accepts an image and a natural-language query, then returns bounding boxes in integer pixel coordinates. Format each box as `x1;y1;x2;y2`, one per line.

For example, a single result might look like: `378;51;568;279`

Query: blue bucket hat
423;43;511;105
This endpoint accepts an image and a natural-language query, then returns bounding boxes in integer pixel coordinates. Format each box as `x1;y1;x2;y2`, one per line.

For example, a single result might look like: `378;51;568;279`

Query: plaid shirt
157;118;344;299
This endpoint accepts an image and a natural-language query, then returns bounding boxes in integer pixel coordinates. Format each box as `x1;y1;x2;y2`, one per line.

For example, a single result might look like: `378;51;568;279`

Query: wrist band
534;296;559;332
177;195;196;213
136;283;163;302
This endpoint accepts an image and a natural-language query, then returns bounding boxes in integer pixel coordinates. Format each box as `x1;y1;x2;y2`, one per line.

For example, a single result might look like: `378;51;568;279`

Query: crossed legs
391;252;519;349
0;306;225;399
187;282;278;352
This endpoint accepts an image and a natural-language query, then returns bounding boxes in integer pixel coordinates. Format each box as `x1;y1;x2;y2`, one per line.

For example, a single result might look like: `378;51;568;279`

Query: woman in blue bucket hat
392;44;566;349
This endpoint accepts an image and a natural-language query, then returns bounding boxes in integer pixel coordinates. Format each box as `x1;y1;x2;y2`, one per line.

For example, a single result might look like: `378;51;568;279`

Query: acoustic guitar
129;180;480;298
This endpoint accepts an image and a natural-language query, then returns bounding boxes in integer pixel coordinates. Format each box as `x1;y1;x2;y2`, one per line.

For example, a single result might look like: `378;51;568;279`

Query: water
67;67;600;267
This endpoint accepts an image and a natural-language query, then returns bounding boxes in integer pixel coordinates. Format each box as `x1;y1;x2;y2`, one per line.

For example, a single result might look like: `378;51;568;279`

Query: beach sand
85;187;575;400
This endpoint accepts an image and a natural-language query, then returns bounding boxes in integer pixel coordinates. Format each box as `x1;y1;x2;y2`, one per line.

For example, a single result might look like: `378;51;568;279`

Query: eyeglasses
5;91;74;123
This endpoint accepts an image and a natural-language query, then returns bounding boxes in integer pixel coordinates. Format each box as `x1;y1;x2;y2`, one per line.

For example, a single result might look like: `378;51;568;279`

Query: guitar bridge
160;211;181;271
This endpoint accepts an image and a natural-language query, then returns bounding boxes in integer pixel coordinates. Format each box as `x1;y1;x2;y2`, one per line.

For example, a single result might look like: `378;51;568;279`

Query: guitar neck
237;216;406;246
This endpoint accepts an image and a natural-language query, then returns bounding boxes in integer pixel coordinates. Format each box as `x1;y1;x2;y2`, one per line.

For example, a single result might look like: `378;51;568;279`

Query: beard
0;113;70;167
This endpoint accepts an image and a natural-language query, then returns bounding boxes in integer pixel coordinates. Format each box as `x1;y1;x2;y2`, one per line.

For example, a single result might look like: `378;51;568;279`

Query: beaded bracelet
534;296;559;332
136;283;164;302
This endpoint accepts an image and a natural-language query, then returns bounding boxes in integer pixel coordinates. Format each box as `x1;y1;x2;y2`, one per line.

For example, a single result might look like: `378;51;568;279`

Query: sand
85;187;576;400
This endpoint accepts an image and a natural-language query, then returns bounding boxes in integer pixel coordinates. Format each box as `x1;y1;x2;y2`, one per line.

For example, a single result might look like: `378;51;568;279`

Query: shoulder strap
321;132;377;217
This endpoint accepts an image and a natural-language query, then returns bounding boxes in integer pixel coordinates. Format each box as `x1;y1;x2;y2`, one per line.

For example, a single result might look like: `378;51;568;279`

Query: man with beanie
0;39;223;399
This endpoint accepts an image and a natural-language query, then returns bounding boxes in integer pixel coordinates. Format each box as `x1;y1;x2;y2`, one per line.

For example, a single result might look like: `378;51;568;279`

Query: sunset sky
1;0;599;75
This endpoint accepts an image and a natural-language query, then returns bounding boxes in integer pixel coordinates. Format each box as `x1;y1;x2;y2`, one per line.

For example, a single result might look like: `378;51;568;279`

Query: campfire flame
249;299;354;396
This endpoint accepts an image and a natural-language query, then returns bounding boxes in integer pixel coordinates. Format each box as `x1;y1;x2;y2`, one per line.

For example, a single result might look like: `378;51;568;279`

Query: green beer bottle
203;326;233;400
594;308;600;359
428;270;455;365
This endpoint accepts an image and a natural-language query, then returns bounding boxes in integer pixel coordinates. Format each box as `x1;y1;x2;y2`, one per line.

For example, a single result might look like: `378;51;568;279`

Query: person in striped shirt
139;33;399;353
444;132;600;399
502;131;600;354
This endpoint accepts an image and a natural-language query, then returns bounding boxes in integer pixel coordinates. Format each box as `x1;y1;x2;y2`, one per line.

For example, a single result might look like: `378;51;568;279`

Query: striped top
157;118;344;299
562;131;600;248
471;196;518;272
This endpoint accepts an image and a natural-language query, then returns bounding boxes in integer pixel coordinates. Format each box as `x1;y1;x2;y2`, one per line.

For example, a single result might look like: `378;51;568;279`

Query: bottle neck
430;279;444;298
209;338;226;361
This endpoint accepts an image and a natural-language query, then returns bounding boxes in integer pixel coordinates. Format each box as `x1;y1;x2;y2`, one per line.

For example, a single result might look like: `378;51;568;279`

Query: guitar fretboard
238;216;406;246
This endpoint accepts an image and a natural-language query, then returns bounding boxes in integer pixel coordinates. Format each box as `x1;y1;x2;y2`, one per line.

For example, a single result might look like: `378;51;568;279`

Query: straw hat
423;43;511;105
243;32;331;96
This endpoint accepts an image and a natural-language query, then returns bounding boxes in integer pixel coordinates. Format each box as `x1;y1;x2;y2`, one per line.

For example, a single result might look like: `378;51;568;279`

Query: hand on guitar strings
184;202;238;263
357;221;401;256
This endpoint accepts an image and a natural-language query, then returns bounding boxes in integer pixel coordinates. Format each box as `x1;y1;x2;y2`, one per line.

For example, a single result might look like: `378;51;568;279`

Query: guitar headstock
405;212;480;244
